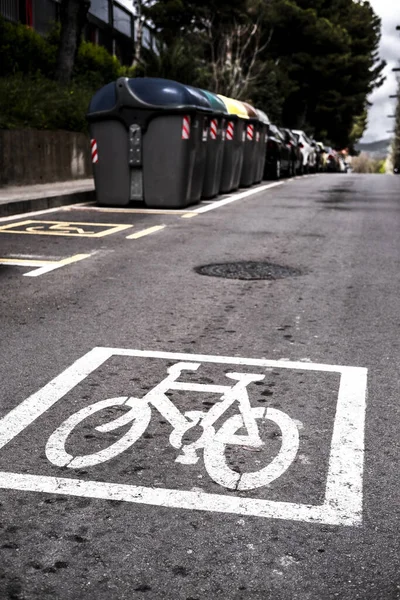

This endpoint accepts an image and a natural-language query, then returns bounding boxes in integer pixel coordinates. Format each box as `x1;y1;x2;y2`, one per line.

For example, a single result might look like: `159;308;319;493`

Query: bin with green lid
200;90;228;199
254;108;270;183
240;101;261;187
217;95;249;193
87;77;212;208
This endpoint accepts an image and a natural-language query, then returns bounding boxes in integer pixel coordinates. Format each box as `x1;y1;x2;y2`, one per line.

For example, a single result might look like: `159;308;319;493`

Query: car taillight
298;143;304;149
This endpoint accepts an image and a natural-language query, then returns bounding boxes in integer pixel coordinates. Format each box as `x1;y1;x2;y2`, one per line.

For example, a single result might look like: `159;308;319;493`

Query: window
142;25;151;49
113;3;132;37
33;0;58;34
89;0;109;23
0;0;19;22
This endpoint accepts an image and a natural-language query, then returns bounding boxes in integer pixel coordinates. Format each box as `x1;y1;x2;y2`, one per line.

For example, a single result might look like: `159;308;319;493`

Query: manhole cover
195;261;302;281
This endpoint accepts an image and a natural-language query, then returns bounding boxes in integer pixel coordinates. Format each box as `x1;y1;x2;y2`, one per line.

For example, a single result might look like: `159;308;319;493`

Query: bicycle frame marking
0;347;368;526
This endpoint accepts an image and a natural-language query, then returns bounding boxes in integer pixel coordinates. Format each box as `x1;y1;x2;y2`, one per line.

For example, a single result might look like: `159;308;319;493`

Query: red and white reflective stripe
91;139;98;164
182;115;191;140
226;121;235;140
246;124;254;141
210;119;218;140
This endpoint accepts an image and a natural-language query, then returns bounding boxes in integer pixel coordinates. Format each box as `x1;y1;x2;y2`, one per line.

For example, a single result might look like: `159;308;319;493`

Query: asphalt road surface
0;174;399;599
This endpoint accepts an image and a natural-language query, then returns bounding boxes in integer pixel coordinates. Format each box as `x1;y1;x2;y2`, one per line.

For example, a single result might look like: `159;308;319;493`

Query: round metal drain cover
195;261;301;281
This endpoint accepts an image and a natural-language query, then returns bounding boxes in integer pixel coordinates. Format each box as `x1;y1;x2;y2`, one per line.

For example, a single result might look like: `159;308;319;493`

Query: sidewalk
0;179;95;218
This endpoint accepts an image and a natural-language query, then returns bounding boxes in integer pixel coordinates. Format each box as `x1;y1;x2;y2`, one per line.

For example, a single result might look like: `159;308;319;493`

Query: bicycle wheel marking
0;347;368;526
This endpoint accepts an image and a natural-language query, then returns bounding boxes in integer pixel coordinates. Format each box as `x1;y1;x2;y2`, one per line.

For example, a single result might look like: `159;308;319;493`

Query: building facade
0;0;155;65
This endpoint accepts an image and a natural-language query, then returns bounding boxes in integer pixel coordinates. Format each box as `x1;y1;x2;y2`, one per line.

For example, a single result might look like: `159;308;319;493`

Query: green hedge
0;74;93;132
0;17;132;132
0;17;57;77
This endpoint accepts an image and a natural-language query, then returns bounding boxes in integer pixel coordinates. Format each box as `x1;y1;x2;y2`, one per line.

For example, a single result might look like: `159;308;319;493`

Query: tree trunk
56;0;91;85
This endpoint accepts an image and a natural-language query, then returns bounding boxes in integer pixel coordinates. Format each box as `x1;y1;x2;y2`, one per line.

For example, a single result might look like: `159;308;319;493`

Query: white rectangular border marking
0;348;367;526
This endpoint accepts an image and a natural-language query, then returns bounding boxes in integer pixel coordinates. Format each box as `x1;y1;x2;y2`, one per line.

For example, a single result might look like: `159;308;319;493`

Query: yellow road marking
72;206;197;216
126;225;166;240
0;258;57;267
181;212;198;219
0;220;132;238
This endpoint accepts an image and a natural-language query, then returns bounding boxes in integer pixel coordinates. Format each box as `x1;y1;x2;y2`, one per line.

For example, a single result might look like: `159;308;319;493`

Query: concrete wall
0;130;93;186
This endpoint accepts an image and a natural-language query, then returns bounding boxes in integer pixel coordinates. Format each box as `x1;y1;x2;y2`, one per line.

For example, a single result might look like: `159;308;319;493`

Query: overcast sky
361;0;400;143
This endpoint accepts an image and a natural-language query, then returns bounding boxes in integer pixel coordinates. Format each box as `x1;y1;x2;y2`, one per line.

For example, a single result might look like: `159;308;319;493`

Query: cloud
361;0;400;143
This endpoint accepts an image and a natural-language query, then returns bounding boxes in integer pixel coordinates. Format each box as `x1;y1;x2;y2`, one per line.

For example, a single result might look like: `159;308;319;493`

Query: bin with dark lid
199;90;228;199
239;101;260;187
254;108;270;183
217;95;249;193
87;77;212;208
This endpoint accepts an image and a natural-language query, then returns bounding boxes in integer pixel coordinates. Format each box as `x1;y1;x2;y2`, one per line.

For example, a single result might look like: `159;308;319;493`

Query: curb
0;190;96;218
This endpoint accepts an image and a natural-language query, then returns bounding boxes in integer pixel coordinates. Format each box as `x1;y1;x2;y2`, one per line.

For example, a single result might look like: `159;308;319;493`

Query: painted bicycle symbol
46;362;300;490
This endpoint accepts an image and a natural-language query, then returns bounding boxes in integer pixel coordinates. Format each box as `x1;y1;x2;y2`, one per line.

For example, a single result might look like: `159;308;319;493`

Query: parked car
338;156;348;173
314;141;326;172
292;130;317;173
281;128;303;175
264;124;292;180
325;148;340;172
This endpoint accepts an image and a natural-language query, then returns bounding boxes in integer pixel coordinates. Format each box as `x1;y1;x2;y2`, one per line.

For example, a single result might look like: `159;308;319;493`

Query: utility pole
393;27;400;173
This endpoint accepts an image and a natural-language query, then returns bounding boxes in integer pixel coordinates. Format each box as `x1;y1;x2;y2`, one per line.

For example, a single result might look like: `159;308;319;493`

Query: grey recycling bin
240;102;260;188
87;77;212;208
217;95;249;194
254;108;270;183
199;90;228;199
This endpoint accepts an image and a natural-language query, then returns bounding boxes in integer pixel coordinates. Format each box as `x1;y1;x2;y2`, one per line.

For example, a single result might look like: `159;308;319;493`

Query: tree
56;0;91;85
143;0;386;148
261;0;385;146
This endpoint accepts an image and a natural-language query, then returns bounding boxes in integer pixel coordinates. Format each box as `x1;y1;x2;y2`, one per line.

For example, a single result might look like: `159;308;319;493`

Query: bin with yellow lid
217;94;249;193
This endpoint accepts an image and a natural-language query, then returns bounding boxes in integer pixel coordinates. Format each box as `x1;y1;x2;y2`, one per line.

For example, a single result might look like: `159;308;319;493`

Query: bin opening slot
130;168;143;201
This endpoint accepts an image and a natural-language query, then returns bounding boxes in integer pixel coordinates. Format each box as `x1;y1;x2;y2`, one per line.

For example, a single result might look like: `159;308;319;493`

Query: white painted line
0;348;367;526
193;182;285;214
126;225;166;239
24;253;92;277
0;471;353;526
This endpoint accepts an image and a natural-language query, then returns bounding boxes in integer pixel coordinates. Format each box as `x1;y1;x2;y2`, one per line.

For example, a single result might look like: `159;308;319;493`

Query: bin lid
88;82;117;113
124;77;211;110
255;108;270;124
200;90;228;114
217;94;249;119
241;101;259;119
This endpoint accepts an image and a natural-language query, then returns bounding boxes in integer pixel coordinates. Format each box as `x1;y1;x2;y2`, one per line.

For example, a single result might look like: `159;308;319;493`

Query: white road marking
24;253;92;277
193;182;285;214
0;253;92;277
0;348;368;525
126;225;166;239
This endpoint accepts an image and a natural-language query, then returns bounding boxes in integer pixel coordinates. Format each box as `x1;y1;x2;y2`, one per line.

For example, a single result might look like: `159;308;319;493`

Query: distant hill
355;138;392;159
